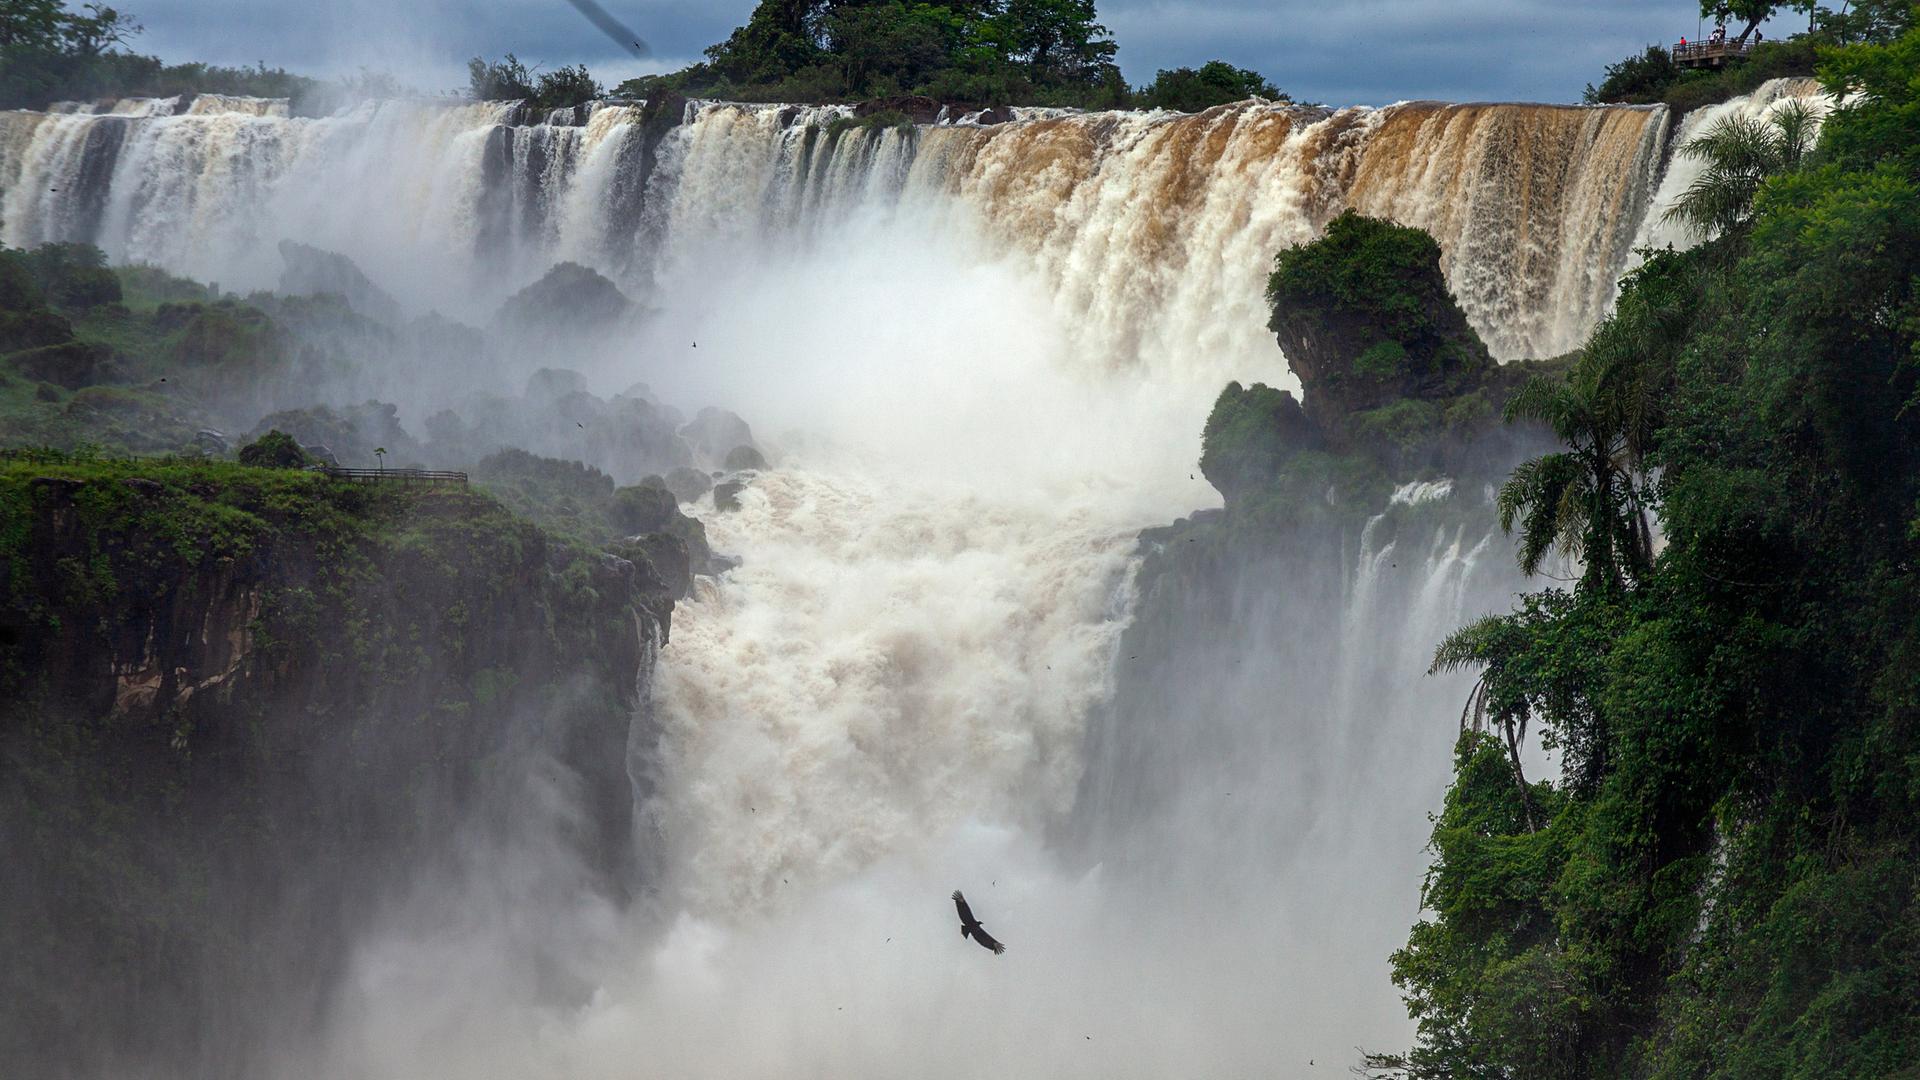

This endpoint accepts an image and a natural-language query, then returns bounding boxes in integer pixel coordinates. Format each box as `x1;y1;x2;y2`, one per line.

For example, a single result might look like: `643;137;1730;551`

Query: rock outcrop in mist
0;451;678;1078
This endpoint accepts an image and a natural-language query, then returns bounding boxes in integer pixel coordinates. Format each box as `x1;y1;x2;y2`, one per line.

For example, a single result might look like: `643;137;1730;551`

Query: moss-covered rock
1199;381;1319;503
1267;210;1495;435
724;444;769;471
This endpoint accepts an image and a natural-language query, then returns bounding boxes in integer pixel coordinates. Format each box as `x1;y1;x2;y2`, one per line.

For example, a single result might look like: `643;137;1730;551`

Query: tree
534;63;600;109
1137;60;1285;112
1583;45;1677;104
64;4;137;57
1815;0;1916;43
1699;0;1813;43
467;54;535;101
1496;369;1653;593
237;430;313;469
1661;97;1819;237
999;0;1117;84
0;0;72;50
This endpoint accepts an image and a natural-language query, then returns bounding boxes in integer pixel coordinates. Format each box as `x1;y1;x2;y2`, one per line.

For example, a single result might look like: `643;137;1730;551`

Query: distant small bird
692;341;697;348
577;421;584;427
952;890;1006;955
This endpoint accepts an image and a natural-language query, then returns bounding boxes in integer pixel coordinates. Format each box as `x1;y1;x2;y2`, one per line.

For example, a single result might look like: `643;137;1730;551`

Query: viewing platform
1674;38;1755;69
321;467;468;486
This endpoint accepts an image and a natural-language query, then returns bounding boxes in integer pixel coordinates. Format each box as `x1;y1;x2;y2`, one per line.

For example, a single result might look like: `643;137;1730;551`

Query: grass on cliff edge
0;449;576;583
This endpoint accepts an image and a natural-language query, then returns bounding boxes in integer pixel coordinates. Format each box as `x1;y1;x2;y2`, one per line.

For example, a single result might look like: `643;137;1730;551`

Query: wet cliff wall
0;454;669;1078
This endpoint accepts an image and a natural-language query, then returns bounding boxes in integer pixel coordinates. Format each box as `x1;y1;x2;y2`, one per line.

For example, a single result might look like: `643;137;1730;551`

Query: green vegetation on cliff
0;447;672;1073
616;0;1127;107
1267;210;1494;421
1371;21;1920;1078
612;0;1284;110
1135;60;1287;112
1203;211;1552;521
1584;2;1910;113
0;1;317;110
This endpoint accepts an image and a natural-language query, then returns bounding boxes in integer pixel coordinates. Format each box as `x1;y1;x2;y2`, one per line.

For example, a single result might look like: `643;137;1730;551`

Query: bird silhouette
952;890;1006;954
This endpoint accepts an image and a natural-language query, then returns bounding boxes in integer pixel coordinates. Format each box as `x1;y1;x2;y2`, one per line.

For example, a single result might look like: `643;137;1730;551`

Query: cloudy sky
123;0;1798;106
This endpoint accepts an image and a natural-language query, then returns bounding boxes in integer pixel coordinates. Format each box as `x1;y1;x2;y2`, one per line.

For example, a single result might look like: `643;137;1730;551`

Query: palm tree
1431;614;1542;830
1497;366;1655;593
373;446;387;471
1663;98;1819;238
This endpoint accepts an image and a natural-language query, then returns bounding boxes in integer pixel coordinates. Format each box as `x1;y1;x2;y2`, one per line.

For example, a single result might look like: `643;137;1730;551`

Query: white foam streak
1634;77;1831;254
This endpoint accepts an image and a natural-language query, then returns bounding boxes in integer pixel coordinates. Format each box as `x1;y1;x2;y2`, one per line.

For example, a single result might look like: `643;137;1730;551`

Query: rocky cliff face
0;455;674;1078
1264;211;1524;463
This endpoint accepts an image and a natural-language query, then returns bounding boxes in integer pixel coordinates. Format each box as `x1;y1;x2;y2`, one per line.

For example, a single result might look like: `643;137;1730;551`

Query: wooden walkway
323;467;467;486
1674;38;1755;69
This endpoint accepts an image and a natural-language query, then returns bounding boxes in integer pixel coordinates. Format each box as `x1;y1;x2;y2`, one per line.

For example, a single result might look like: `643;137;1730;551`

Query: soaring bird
952;890;1006;954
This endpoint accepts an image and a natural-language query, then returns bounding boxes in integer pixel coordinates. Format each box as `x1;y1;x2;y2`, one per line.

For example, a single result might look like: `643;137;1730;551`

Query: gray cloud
122;0;1792;105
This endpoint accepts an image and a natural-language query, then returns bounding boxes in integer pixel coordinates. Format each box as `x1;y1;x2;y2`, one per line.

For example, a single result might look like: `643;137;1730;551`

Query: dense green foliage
0;246;318;450
1267;211;1495;422
1586;3;1912;112
1135;60;1285;112
1198;381;1317;502
466;53;603;110
1586;37;1822;111
615;0;1137;107
0;0;317;109
1374;21;1920;1078
235;428;312;469
0;448;664;1072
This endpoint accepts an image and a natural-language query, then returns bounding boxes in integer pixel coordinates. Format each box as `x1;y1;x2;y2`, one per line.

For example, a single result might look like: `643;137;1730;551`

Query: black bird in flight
557;0;650;58
952;890;1006;955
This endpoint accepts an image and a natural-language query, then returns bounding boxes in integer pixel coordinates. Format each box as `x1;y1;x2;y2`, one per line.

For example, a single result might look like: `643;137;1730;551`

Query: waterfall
1633;77;1831;253
1;84;1799;1076
4;93;1670;365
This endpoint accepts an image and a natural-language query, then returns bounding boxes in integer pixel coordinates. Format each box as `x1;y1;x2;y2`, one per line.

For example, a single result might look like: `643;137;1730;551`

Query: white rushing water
2;93;1675;365
1632;76;1831;253
0;84;1797;1076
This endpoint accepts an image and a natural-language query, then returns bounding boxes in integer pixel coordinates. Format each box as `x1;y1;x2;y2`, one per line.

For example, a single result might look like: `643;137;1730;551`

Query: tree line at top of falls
1;0;1286;117
1582;1;1910;113
606;0;1287;112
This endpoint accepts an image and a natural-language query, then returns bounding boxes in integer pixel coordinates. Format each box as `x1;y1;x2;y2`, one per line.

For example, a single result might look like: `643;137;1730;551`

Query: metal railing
1673;38;1755;65
321;467;468;486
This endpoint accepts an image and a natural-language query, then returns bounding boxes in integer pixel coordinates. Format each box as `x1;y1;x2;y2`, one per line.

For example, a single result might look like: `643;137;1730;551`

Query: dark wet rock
1267;210;1494;438
276;241;402;325
664;466;712;503
855;95;942;124
713;480;745;513
610;483;679;536
493;262;636;341
681;407;755;466
724;445;768;472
